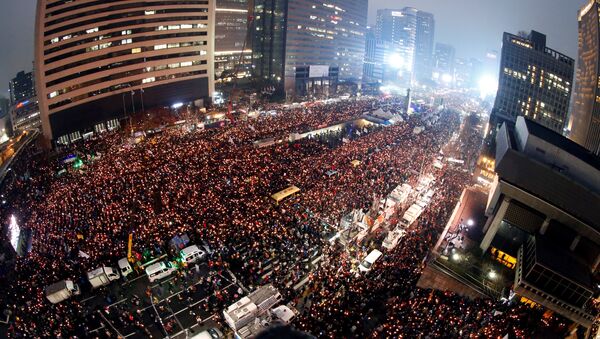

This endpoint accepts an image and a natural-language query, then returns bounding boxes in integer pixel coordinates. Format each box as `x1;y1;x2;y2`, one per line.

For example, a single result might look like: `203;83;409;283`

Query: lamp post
122;93;127;116
130;90;136;115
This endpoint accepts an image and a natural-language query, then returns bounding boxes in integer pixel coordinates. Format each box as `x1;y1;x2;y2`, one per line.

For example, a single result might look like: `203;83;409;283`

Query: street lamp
122;93;127;116
130;90;136;115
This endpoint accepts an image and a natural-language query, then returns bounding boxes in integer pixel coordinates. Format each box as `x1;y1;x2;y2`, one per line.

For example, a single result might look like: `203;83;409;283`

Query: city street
81;263;242;338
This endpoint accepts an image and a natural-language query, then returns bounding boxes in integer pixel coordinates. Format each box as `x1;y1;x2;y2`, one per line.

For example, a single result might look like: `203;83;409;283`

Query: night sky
0;0;590;96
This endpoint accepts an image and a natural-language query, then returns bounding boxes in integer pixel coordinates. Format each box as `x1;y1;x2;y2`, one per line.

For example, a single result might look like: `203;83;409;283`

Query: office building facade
34;0;215;144
215;0;252;84
8;70;41;134
363;29;398;84
481;116;599;327
9;71;36;106
414;11;435;83
253;0;367;95
375;8;435;86
433;43;455;84
491;31;574;134
569;0;600;155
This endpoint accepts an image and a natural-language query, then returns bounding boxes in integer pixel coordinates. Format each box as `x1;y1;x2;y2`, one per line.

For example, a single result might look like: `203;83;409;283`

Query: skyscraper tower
375;8;435;86
569;0;600;155
252;0;367;95
414;11;435;83
34;0;215;144
490;31;574;135
214;0;252;84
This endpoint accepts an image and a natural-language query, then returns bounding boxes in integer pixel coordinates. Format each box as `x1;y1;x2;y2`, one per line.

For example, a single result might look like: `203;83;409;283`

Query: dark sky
369;0;587;69
0;0;590;96
0;0;36;98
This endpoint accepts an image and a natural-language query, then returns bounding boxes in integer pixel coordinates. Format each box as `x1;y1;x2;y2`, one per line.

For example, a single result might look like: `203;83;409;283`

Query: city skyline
0;0;589;95
1;1;599;337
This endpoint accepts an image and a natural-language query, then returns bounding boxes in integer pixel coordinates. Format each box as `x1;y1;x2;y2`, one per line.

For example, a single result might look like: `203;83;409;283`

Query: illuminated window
49;91;58;99
131;47;142;54
50;37;59;44
121;39;132;45
142;77;155;84
180;61;192;67
181;24;193;29
86;27;98;34
167;43;180;48
145;10;155;15
154;44;167;50
122;30;132;35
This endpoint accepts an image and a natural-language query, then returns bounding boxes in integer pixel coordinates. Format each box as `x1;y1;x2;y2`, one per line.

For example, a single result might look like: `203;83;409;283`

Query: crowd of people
0;96;575;337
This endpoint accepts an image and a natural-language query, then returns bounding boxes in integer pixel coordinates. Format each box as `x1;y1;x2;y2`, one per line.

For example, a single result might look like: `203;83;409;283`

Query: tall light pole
130;90;136;115
122;93;127;116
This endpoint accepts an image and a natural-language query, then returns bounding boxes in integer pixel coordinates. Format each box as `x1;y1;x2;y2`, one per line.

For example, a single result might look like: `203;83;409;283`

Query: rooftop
522;118;600;171
495;118;600;231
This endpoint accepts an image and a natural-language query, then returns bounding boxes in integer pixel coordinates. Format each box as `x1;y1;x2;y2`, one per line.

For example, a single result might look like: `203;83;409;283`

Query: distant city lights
441;73;453;83
386;53;406;70
478;75;498;99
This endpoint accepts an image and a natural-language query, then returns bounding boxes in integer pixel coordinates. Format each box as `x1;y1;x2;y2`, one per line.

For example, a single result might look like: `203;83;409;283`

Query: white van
180;245;206;264
118;258;134;278
145;261;177;283
359;249;383;272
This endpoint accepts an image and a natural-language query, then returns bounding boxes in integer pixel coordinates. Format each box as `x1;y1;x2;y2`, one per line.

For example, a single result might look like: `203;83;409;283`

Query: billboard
309;65;329;78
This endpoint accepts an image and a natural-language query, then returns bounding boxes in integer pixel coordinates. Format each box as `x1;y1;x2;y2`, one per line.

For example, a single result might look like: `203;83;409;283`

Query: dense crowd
0;96;573;337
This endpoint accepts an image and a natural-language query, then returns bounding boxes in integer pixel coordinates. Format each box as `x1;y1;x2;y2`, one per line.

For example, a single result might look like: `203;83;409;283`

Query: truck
87;266;120;288
223;284;282;331
45;280;81;304
382;228;407;250
402;204;424;226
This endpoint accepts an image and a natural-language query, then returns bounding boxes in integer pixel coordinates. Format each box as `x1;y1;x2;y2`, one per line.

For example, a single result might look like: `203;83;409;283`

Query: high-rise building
9;71;35;106
215;0;252;84
433;43;455;84
0;97;9;119
8;70;41;134
482;116;599;328
363;29;398;84
491;31;574;134
414;11;435;83
569;0;600;155
375;8;435;86
252;0;367;95
34;0;215;144
376;8;417;85
11;97;42;133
